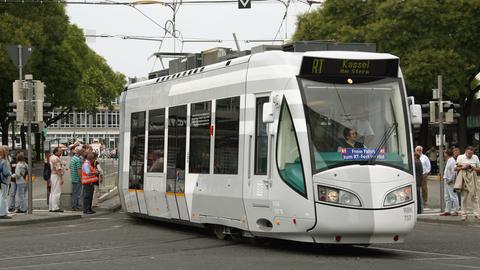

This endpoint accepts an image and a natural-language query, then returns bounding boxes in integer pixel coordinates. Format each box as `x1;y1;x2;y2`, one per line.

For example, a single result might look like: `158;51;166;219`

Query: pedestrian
13;152;28;213
82;152;98;214
440;149;459;216
453;147;462;206
415;146;431;208
43;151;52;206
92;152;103;208
414;152;424;214
49;147;64;212
6;147;16;213
455;146;480;221
0;146;12;219
70;146;83;211
426;146;438;174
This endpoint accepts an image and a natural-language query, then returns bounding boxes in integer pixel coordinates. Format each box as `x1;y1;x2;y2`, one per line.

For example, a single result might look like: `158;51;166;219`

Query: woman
440;149;459;216
44;151;52;206
0;146;12;219
414;152;424;214
14;152;28;213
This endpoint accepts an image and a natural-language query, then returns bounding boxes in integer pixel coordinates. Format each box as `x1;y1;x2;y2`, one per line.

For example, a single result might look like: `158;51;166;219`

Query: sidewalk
0;160;121;226
0;194;121;226
416;175;480;225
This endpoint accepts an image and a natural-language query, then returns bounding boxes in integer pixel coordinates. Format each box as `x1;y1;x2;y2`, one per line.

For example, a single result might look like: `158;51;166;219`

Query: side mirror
409;104;422;125
262;102;274;123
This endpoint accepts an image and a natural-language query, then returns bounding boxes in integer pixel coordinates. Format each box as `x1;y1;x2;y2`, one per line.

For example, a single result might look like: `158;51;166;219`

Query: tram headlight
318;185;361;207
383;186;413;207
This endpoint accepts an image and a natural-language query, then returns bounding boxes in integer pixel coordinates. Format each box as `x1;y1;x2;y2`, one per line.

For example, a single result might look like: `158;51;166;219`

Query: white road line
361;246;475;259
0;245;134;262
428;262;480;269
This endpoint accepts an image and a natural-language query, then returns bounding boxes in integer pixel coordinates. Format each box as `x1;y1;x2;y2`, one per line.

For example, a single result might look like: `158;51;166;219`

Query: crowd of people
0;142;104;219
415;145;480;221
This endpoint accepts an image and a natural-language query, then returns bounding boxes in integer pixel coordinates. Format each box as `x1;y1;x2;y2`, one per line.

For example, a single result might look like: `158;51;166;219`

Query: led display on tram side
299;57;399;78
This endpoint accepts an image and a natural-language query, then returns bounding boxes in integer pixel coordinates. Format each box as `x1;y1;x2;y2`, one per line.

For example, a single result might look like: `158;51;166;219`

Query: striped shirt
70;155;82;183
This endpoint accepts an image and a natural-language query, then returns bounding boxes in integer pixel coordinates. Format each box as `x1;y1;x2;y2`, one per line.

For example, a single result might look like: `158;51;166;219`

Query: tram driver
337;127;365;151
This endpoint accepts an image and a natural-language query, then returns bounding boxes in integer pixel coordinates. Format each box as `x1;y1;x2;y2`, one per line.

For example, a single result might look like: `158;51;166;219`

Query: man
82;152;98;215
49;147;64;212
415;146;431;208
70;146;83;211
455;146;480;220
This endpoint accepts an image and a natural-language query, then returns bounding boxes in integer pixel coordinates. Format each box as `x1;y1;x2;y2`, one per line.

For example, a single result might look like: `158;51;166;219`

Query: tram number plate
403;207;413;221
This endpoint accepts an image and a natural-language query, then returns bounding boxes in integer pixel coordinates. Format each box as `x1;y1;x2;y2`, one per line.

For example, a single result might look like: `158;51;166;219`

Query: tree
0;3;125;146
293;0;480;148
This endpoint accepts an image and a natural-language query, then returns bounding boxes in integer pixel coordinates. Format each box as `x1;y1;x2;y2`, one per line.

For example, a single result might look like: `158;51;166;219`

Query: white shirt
443;157;456;182
419;154;431;174
456;154;480;168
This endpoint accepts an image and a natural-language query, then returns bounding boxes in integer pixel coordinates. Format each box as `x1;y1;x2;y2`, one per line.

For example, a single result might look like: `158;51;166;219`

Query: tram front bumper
309;202;416;244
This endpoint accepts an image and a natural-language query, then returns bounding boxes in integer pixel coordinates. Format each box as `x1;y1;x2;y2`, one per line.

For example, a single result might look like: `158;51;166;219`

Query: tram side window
214;96;240;174
147;108;165;173
255;97;269;175
190;101;211;174
276;99;306;196
129;111;146;190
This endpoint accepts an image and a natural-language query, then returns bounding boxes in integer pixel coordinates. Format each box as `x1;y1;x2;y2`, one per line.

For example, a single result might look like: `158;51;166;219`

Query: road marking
0;245;134;262
427;262;480;269
32;199;46;201
361;246;475;258
89;217;112;220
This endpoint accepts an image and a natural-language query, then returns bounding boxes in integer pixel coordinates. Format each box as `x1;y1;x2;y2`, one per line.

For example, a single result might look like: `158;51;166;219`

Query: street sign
238;0;251;9
5;44;34;68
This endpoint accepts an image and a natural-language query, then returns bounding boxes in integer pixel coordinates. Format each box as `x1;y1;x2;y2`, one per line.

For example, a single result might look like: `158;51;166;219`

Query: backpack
43;162;51;180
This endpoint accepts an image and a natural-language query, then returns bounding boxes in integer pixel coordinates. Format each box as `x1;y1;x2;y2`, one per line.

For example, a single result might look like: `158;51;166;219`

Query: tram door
166;105;189;220
244;95;274;228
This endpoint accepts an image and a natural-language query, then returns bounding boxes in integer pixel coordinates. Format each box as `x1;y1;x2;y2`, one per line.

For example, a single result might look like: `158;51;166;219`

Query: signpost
5;44;35;215
238;0;251;9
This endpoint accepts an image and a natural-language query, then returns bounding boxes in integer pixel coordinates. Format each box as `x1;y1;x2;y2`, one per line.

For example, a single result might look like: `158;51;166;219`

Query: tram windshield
299;78;412;174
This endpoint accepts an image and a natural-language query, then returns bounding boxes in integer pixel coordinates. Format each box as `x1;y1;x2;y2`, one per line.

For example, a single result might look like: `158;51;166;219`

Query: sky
66;1;317;79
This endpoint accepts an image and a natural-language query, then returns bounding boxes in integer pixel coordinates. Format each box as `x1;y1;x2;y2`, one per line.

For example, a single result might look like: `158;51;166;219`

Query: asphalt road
0;212;479;270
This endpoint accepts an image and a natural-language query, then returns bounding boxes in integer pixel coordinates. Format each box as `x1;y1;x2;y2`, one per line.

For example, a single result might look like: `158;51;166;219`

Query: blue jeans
0;183;8;216
71;182;82;209
444;182;459;213
8;181;17;210
416;187;423;214
16;183;28;212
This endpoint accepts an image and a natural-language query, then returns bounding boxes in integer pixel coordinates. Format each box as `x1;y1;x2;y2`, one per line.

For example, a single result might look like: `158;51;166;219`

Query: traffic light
425;100;460;124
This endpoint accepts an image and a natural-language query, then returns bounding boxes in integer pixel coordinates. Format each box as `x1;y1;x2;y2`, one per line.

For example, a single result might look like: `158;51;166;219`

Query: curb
417;216;480;226
0;214;82;227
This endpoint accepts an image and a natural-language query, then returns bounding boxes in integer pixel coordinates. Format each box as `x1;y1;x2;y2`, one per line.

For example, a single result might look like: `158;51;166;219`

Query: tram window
147;108;165;173
189;101;211;174
214;96;240;174
129;111;146;190
167;105;187;193
276;99;306;197
255;97;269;175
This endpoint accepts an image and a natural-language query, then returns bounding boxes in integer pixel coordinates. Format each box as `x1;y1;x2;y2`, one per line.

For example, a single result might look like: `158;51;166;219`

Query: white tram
119;48;420;244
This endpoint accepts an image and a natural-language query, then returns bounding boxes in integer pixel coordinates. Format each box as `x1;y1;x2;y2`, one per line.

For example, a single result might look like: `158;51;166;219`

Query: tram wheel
213;225;227;240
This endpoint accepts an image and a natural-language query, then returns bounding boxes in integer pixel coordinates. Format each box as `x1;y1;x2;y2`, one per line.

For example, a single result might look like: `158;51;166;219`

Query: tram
119;46;421;244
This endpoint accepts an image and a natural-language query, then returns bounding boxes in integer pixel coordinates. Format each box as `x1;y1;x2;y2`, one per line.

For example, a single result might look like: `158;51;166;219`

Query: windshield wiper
368;98;399;165
367;123;398;165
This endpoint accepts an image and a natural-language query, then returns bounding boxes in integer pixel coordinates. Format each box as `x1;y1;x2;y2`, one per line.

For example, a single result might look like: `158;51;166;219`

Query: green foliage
0;3;125;144
293;0;480;103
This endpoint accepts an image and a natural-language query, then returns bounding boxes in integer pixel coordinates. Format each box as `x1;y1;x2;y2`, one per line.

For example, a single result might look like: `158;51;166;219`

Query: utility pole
437;75;445;213
25;74;34;215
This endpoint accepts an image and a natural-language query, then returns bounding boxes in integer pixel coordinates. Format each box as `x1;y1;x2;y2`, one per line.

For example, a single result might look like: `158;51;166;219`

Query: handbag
453;170;463;192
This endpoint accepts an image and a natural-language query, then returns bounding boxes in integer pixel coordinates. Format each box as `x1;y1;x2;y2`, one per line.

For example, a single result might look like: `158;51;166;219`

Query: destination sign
300;57;399;78
341;148;385;161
